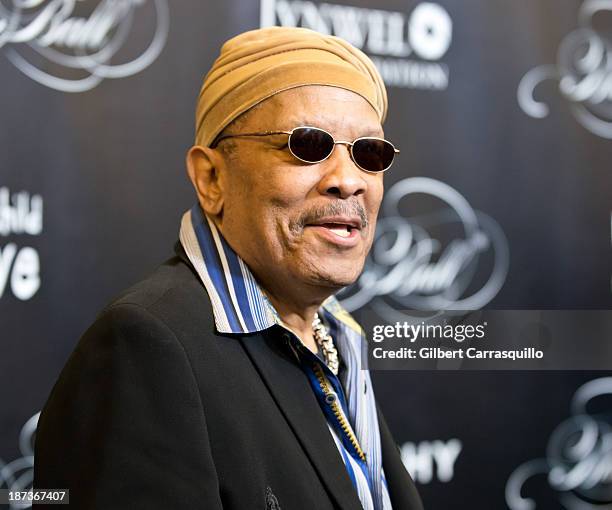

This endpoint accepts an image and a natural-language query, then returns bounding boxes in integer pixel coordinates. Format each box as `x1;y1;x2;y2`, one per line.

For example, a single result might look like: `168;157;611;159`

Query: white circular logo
408;3;452;61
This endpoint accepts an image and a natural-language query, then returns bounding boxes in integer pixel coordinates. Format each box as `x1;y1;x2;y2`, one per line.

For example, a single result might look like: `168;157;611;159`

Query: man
34;27;423;510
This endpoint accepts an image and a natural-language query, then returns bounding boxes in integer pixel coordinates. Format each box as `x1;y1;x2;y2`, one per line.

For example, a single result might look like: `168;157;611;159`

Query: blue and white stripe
179;205;392;509
179;205;275;333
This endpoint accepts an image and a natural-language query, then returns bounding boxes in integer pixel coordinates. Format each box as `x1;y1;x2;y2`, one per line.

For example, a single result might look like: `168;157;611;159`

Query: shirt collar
179;204;363;336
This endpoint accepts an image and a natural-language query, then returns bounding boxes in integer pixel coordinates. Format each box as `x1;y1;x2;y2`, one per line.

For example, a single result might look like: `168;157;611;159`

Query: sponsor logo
260;0;452;90
0;188;43;301
339;177;509;319
518;0;612;139
0;412;39;509
0;0;169;92
401;438;462;484
506;377;612;509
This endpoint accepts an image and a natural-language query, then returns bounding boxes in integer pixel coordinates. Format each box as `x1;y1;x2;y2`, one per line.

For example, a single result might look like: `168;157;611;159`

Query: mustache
291;201;369;232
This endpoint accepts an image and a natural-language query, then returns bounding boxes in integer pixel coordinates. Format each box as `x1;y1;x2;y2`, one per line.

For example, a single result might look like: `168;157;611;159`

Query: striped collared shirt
179;205;392;510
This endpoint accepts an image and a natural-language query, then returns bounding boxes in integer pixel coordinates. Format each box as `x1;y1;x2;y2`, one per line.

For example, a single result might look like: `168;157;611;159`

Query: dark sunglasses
213;126;399;173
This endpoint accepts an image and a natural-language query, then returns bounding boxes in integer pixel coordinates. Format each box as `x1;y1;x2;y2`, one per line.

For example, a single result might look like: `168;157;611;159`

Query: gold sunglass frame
213;125;400;173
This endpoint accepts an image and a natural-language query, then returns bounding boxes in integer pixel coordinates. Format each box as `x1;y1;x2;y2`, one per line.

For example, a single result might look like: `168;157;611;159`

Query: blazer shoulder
104;254;202;311
89;252;217;350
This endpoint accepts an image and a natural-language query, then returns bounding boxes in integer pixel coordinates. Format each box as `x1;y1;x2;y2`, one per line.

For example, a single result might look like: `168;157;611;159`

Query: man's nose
317;143;367;199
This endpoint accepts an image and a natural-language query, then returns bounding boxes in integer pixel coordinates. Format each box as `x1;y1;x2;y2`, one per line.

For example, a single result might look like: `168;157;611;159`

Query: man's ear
186;145;225;216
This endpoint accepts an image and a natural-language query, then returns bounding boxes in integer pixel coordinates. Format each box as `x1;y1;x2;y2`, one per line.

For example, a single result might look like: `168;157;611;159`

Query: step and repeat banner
1;0;611;508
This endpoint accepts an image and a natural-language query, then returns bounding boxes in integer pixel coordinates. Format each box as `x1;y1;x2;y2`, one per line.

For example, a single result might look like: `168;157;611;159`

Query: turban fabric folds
195;26;388;147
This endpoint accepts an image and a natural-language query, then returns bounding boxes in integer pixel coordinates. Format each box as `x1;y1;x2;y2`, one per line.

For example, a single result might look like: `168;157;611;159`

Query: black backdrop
1;1;611;508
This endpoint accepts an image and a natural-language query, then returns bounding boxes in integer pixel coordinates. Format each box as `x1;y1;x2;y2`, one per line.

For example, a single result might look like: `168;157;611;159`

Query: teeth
329;227;351;238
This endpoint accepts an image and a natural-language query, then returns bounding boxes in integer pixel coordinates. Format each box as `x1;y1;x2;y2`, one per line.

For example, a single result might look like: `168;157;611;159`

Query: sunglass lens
288;128;334;163
352;138;396;172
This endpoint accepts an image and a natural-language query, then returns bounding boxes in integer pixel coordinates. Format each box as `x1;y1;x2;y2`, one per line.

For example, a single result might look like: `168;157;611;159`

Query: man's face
214;85;385;293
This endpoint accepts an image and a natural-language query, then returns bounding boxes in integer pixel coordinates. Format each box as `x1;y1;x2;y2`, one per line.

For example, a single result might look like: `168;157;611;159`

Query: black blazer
34;244;423;510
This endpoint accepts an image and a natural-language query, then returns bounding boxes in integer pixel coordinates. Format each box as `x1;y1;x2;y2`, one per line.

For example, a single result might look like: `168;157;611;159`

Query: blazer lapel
241;330;364;510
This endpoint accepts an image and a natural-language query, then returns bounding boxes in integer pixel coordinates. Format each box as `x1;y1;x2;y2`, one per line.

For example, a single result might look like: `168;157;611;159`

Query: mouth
304;217;363;246
315;223;357;238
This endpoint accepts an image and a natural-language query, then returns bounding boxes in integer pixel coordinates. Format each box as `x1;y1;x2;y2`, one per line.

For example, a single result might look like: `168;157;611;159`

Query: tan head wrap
195;26;388;147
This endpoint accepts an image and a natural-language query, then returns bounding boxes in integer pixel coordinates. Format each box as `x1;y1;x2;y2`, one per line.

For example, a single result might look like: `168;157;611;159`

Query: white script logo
518;0;612;139
339;178;509;319
0;0;169;92
0;412;38;509
260;0;452;90
506;378;612;509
